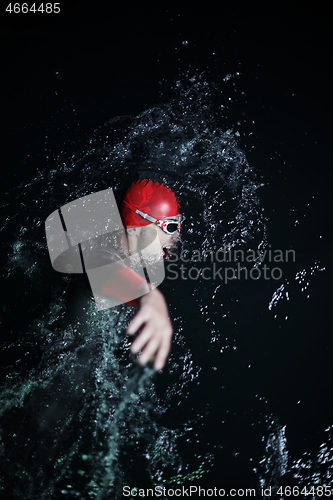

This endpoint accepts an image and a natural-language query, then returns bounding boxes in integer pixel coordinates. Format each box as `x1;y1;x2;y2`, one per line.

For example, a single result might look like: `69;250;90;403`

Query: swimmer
66;179;183;371
119;179;182;371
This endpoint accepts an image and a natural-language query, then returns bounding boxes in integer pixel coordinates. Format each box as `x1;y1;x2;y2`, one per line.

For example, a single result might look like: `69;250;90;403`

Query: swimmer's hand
126;288;173;371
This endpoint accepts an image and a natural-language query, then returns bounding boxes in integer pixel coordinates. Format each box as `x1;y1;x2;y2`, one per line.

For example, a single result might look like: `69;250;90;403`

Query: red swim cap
119;179;180;227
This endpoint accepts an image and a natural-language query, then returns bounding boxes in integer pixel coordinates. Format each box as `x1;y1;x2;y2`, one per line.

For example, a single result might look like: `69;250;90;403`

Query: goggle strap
122;200;181;231
135;209;157;224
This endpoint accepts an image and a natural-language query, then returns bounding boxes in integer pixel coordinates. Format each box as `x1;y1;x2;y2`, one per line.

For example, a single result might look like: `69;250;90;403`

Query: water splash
4;72;327;497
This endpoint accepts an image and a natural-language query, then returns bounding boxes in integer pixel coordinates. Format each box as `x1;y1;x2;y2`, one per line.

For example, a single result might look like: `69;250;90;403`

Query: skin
124;222;180;371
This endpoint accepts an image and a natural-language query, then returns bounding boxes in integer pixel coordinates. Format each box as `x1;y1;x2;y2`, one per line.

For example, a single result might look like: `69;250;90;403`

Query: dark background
1;0;332;490
1;1;332;187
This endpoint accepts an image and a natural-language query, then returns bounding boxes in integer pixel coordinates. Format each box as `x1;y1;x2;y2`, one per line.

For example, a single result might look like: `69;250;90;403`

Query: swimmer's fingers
153;336;172;371
126;288;173;370
130;324;154;354
135;336;159;366
131;325;172;371
126;310;145;336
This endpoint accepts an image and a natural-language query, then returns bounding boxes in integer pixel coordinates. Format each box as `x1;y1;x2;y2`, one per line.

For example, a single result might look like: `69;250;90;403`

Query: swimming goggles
135;209;184;235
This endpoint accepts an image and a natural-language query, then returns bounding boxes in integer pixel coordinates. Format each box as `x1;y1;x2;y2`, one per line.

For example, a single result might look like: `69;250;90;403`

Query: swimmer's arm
127;285;173;371
101;268;173;370
82;243;173;369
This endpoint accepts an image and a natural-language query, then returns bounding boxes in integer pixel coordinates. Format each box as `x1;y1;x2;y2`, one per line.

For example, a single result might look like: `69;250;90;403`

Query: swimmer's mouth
162;235;180;259
162;244;177;259
163;247;170;259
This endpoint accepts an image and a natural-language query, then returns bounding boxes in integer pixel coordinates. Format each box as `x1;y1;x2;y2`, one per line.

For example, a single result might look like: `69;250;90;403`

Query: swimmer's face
154;225;180;258
138;224;180;257
147;214;182;257
126;218;181;259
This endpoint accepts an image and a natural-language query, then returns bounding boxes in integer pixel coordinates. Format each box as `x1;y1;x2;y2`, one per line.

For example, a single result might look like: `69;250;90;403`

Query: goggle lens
164;222;179;234
133;208;184;235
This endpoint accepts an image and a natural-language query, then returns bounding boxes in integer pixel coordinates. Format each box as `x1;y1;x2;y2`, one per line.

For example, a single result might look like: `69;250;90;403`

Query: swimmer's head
120;179;183;258
120;179;180;227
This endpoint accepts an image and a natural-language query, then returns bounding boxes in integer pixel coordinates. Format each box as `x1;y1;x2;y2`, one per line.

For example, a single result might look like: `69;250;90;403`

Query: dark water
1;4;332;499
